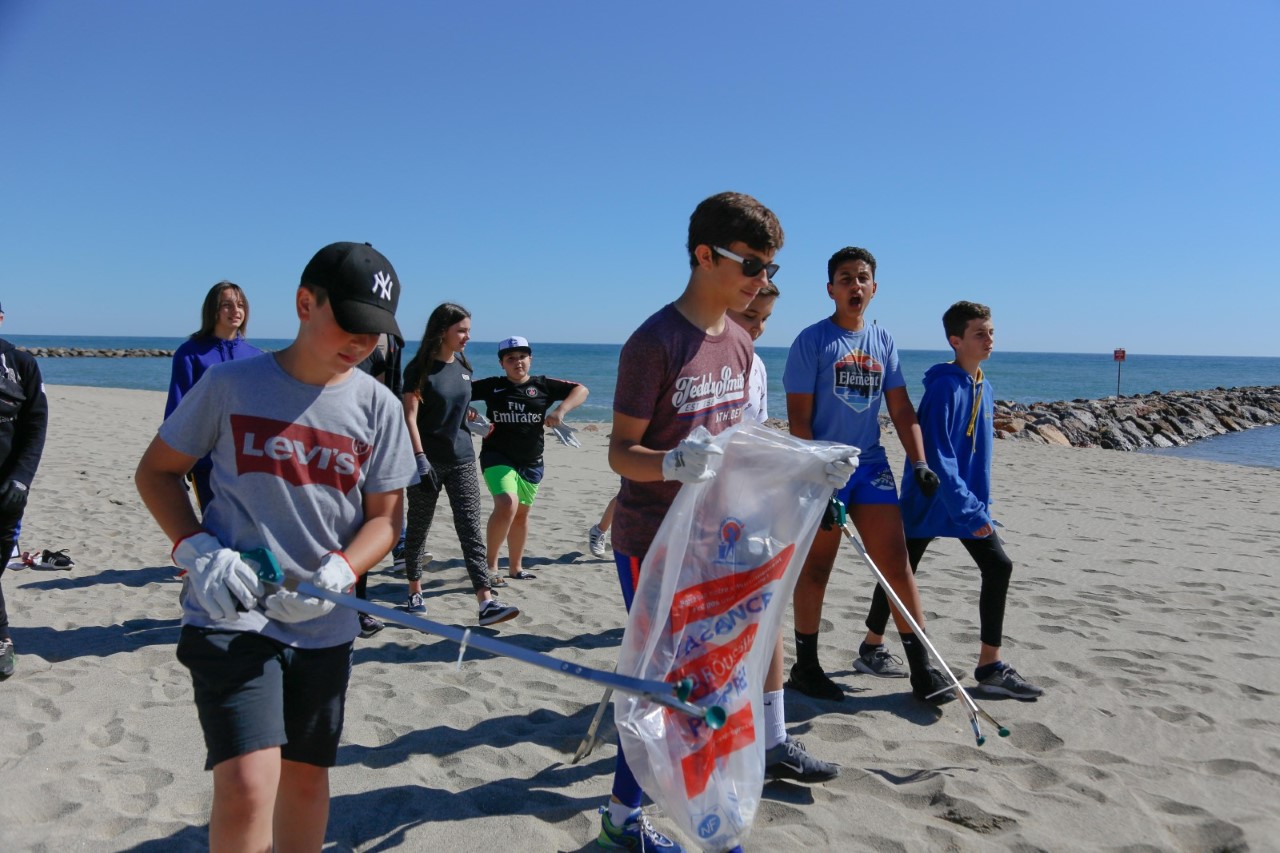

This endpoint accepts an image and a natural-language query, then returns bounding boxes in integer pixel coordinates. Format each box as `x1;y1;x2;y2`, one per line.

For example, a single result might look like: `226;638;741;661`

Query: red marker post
1113;348;1126;396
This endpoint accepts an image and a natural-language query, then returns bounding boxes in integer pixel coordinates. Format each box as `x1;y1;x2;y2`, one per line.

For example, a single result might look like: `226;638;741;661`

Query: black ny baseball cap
300;242;403;345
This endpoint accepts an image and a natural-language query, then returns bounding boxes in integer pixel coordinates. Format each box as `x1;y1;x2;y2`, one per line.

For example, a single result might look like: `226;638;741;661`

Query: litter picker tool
303;580;723;725
571;685;614;764
236;550;726;728
836;523;1009;746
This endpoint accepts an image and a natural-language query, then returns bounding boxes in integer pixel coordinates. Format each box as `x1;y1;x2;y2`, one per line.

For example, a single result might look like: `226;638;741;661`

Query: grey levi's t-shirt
159;353;417;648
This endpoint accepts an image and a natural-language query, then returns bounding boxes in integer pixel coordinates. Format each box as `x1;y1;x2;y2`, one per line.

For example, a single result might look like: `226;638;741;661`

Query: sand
1;385;1278;851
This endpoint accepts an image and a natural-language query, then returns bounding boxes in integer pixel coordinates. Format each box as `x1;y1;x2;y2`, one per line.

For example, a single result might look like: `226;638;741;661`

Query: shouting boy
783;246;954;705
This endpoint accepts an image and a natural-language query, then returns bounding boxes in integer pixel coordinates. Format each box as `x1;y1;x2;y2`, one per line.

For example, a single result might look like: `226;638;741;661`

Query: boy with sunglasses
783;246;955;706
596;193;856;852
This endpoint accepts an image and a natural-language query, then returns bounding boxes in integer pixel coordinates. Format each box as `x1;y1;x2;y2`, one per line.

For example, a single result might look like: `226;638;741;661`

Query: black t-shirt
403;357;475;465
471;374;580;468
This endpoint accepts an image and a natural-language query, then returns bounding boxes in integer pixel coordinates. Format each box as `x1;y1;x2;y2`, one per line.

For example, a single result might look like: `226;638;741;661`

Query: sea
13;335;1280;470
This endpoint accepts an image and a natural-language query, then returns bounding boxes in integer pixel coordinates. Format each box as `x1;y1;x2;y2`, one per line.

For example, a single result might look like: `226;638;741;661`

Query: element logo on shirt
671;366;746;417
832;349;884;413
231;414;371;494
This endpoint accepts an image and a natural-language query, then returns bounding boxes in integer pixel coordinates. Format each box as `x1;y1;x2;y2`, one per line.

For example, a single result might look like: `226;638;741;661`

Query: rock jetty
20;347;174;358
994;386;1280;450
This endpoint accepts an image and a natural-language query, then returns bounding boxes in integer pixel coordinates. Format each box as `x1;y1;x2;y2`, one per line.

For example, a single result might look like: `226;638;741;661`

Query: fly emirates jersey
612;304;753;557
159;354;416;648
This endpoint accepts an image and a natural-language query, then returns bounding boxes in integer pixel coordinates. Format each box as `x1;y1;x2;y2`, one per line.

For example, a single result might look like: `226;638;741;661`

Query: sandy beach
1;384;1278;852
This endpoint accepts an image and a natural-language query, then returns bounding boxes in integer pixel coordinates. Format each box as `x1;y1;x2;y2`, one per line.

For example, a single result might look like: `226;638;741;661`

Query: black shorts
176;626;353;770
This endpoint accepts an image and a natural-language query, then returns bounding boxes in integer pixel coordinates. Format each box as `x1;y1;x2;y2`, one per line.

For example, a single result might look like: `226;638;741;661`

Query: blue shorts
836;457;899;507
176;626;353;770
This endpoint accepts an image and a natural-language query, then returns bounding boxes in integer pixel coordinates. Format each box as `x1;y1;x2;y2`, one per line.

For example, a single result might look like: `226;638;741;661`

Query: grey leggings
404;458;493;593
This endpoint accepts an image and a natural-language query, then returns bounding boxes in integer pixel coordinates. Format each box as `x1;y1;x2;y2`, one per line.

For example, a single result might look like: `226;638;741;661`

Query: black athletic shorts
176;626;353;770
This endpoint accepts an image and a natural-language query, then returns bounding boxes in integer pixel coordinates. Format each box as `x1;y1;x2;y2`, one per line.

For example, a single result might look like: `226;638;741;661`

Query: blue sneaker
404;592;426;613
597;806;685;851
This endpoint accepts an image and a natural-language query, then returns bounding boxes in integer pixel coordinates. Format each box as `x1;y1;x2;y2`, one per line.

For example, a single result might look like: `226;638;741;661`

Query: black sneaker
911;665;958;705
974;664;1043;699
0;638;13;678
764;736;839;783
786;661;845;701
478;598;519;627
358;613;384;638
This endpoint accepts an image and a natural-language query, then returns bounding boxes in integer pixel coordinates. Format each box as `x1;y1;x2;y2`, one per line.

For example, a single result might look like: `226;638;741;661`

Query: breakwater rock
994;386;1280;450
20;347;174;358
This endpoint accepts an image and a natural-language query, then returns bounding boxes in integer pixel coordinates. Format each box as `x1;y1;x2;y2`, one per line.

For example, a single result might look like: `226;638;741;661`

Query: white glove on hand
661;433;725;484
465;409;493;437
261;551;355;624
549;424;581;448
813;444;861;489
173;532;265;621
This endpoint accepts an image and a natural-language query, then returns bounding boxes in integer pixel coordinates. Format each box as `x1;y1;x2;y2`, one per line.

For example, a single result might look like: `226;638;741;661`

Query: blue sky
2;1;1277;356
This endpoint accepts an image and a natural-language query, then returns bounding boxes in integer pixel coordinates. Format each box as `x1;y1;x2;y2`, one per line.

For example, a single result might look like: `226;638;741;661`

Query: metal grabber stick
571;685;614;764
836;523;1010;746
292;580;727;729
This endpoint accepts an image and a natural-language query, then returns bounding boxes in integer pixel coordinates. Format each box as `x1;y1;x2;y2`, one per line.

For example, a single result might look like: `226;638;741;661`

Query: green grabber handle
241;547;286;585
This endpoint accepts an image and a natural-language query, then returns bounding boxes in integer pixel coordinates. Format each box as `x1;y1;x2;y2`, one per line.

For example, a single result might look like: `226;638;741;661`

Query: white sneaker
588;525;608;558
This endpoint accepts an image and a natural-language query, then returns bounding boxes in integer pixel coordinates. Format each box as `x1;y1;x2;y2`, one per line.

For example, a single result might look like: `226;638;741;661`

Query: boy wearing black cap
135;242;416;850
471;335;588;581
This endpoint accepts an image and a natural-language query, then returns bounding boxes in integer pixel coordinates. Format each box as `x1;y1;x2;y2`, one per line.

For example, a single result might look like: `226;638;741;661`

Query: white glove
549;424;581;448
813;444;861;489
661;433;724;484
173;532;265;621
465;409;492;437
261;552;355;624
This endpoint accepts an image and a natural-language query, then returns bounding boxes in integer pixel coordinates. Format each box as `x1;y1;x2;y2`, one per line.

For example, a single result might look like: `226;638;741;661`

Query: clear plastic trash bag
614;422;847;852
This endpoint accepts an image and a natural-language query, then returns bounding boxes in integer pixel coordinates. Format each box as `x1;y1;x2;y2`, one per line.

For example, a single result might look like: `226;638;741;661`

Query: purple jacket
165;335;265;418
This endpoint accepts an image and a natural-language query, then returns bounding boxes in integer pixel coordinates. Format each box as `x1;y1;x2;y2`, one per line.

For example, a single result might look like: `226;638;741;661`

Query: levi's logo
231;414;372;493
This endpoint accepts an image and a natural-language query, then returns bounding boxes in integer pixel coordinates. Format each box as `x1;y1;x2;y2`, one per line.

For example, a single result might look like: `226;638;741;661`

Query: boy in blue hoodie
874;300;1043;699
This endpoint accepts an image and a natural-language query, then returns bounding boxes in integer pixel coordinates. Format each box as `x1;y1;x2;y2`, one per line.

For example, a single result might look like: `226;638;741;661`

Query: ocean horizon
13;334;1280;469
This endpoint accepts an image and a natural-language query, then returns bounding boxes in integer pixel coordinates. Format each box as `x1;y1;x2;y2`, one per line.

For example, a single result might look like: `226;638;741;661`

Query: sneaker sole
479;608;519;627
852;659;908;678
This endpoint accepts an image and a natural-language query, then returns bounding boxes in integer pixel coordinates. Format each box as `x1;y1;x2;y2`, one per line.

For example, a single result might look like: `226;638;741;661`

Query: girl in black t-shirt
400;303;519;628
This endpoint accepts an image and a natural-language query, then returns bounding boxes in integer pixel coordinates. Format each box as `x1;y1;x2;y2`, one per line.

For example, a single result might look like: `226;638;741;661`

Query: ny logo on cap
372;270;394;301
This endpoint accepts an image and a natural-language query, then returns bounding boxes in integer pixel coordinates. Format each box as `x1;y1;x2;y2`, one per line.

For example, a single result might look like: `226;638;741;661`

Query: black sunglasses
713;246;779;281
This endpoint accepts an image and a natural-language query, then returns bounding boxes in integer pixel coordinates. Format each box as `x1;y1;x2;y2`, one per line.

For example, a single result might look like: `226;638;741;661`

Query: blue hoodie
899;361;993;539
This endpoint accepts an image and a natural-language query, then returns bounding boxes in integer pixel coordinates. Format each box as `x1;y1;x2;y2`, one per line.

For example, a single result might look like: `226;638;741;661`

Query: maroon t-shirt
612;303;754;557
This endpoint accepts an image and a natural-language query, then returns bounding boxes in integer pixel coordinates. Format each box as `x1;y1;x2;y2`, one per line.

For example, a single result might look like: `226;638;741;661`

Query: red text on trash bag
668;545;794;632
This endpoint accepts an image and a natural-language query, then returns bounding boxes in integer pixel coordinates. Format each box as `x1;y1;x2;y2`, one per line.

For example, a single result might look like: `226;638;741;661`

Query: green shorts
482;464;541;506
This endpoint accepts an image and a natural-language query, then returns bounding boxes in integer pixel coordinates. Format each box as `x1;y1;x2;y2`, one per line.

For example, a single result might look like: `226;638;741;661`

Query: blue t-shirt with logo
782;318;905;467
